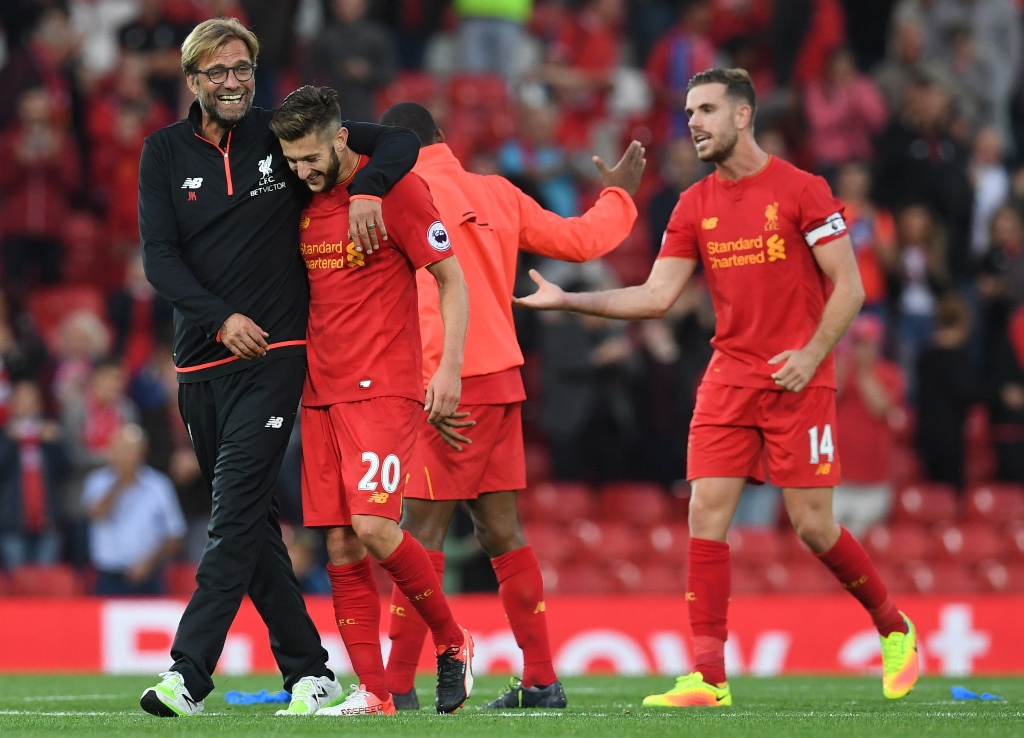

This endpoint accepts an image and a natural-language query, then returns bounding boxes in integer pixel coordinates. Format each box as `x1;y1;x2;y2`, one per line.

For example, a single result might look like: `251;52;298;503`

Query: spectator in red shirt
540;0;624;149
992;306;1024;483
645;0;718;143
708;0;772;47
0;379;68;569
833;315;906;537
88;58;174;261
770;0;846;88
0;87;81;294
835;161;897;316
0;7;82;133
802;48;887;179
107;253;174;381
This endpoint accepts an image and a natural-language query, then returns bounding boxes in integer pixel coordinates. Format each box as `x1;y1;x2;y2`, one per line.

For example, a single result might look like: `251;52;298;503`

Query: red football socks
379;530;462;648
687;537;730;685
816;527;907;636
492;545;557;688
385;548;445;694
327;557;388;701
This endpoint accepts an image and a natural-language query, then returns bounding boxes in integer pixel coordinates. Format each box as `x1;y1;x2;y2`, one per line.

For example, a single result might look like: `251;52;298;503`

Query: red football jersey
300;157;454;406
659;156;847;390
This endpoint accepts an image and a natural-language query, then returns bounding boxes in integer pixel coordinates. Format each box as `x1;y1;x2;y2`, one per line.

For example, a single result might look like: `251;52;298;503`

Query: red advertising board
0;594;1021;675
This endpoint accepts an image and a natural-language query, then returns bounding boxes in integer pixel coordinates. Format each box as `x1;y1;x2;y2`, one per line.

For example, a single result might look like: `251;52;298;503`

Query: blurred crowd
3;0;1024;595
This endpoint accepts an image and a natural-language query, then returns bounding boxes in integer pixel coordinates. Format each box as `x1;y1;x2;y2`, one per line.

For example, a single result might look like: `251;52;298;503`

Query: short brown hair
687;67;757;117
269;86;342;142
180;18;259;76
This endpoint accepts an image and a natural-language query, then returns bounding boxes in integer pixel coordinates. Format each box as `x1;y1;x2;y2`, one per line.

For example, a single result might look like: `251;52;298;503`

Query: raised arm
423;256;469;423
513;256;699;320
517;141;645;262
343;121;420;251
769;234;866;392
139;139;235;341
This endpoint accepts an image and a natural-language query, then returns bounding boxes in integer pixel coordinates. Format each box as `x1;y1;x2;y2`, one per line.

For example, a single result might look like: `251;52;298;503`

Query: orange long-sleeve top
413;143;638;403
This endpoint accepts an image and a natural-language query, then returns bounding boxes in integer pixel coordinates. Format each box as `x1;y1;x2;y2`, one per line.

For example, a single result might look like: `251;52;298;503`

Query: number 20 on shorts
807;424;834;465
358;451;401;493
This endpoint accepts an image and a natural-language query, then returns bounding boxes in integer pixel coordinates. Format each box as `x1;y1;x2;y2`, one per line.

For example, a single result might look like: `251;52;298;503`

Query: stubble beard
700;129;740;164
196;84;254;129
318;147;343;194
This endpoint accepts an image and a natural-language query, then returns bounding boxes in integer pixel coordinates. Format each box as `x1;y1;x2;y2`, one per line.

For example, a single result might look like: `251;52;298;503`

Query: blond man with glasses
137;17;420;718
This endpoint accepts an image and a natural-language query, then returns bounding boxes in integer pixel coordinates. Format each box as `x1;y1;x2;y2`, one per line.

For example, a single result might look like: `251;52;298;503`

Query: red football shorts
687;383;842;488
301;396;421;526
405;403;527;500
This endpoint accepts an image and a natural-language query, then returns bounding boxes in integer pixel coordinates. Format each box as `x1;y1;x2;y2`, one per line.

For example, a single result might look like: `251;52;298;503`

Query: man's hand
593;140;646;196
769;348;824;393
424;366;461;424
512;269;570;311
348;197;387;254
220;313;268;359
433;411;476;451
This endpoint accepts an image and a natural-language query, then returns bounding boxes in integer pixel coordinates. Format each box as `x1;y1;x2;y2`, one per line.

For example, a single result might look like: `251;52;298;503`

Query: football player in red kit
270;86;472;716
515;68;918;707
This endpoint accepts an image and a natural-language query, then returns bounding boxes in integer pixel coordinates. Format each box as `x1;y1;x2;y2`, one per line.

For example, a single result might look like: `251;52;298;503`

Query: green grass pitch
0;674;1020;737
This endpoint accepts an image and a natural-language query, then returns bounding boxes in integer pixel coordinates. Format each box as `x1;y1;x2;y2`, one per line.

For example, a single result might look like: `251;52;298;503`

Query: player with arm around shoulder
137;18;421;720
516;68;918;707
270;86;473;716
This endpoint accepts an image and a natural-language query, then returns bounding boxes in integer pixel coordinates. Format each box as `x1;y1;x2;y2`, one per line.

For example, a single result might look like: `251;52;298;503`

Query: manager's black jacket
139;101;419;382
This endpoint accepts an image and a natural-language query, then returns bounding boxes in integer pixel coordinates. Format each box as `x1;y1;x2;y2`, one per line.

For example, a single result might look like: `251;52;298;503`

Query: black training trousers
170;355;330;700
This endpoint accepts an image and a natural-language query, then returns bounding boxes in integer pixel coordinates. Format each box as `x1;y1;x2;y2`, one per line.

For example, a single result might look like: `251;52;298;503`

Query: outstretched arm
769;235;865;392
513;256;699;320
423;256;469;423
516;141;645;262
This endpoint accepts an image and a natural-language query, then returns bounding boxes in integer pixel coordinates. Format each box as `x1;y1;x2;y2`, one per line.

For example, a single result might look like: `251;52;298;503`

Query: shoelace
344;684;369;702
496;677;521;697
291;678;316;700
158;672;184;690
881;633;904;670
436;645;465;692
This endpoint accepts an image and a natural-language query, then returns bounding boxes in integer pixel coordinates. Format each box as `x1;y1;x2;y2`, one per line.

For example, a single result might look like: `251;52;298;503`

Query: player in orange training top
515;68;919;707
270;86;472;716
377;101;644;710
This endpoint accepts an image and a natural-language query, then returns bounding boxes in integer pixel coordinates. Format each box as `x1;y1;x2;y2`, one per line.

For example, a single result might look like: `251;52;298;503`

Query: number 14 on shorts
807;424;834;465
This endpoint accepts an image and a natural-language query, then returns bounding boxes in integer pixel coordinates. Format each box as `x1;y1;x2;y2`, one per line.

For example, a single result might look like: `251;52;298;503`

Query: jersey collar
415;144;477;225
716;155;774;190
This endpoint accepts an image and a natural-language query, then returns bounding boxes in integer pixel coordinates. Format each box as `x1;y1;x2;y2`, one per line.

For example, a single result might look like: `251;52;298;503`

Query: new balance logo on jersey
265;417;284;429
701;217;718;230
181;177;203;189
367;491;390;504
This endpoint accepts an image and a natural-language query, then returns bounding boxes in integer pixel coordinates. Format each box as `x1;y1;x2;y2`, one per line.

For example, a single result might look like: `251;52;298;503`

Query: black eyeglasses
195;63;256;84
